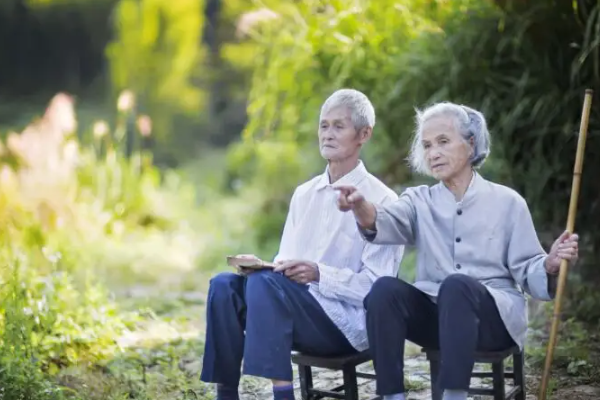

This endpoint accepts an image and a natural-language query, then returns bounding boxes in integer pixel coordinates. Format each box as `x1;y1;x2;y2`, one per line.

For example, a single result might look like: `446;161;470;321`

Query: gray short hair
408;102;491;175
320;89;376;131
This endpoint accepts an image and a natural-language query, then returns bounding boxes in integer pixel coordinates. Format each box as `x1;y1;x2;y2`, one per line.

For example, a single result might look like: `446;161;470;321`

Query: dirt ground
116;272;600;400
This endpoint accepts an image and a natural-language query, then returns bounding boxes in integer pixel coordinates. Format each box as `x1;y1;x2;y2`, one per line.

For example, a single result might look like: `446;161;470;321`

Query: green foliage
527;301;600;386
0;92;221;399
106;0;206;145
0;256;70;400
398;248;417;282
0;0;248;165
0;0;117;96
61;295;211;400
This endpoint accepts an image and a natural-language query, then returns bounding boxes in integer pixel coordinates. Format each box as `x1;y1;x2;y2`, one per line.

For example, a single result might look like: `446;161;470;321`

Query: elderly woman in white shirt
335;102;579;400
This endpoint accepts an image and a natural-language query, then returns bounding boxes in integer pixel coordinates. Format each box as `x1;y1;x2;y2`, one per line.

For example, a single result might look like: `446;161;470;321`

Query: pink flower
136;115;152;137
117;90;136;112
43;93;77;136
236;8;279;38
93;121;110;139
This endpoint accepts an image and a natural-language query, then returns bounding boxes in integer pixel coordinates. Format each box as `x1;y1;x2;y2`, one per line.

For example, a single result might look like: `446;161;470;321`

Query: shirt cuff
357;224;376;240
543;256;558;299
316;263;339;299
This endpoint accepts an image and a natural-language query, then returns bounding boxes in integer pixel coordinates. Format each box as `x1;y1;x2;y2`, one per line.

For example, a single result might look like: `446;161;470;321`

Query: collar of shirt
437;169;481;206
453;170;487;209
457;170;478;205
315;160;369;191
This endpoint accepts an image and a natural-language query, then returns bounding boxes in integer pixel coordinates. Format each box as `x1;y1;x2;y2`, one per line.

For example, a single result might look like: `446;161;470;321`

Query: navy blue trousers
200;270;356;386
365;274;515;395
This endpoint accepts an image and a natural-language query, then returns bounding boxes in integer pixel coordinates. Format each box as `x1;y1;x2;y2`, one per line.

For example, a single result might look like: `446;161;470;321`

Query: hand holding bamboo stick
538;89;593;400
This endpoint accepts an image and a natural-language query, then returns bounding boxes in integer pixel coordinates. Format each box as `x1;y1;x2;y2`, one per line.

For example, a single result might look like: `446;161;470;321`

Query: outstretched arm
359;195;417;246
335;185;417;246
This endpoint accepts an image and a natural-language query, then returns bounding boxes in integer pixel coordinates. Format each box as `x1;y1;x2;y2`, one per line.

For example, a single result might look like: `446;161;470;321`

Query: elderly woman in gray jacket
334;102;579;400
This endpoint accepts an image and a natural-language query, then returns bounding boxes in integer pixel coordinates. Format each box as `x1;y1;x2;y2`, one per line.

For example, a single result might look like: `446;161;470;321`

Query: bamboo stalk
538;89;593;400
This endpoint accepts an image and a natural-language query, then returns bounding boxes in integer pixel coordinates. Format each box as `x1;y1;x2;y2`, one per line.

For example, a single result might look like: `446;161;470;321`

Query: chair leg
513;351;526;400
342;365;359;400
429;359;442;400
298;364;313;400
492;361;506;400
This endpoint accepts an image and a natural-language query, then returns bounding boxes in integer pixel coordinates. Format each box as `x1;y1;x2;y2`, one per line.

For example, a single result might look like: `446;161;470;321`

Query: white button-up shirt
273;161;405;351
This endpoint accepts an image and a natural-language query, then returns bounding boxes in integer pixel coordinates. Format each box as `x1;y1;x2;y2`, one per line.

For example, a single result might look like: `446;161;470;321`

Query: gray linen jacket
360;172;556;349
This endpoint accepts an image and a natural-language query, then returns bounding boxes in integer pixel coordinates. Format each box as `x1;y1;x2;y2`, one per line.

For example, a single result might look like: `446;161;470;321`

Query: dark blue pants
200;270;356;386
365;274;515;395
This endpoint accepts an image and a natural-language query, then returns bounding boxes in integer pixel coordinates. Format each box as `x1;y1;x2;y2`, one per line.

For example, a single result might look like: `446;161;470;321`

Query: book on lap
226;255;275;272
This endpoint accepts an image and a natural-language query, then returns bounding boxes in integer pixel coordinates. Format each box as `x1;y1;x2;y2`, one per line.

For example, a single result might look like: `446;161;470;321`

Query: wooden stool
422;346;526;400
291;350;380;400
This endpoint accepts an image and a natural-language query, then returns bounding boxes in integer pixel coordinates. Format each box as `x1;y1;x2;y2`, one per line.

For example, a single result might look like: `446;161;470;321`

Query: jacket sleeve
505;197;555;300
357;191;418;246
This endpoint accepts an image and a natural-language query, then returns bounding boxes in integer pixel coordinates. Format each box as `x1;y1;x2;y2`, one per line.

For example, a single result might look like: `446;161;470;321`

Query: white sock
442;389;468;400
383;394;405;400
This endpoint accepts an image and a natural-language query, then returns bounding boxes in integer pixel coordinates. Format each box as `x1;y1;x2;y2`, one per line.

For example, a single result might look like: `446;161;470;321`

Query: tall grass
0;90;241;399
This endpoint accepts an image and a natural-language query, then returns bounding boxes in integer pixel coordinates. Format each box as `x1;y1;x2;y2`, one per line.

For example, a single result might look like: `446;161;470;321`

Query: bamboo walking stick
538;89;593;400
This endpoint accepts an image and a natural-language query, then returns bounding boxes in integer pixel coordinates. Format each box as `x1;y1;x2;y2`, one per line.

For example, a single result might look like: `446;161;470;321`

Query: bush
0;91;214;398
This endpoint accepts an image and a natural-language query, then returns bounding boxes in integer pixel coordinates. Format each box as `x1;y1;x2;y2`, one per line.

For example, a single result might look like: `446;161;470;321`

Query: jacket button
456;264;462;269
457;209;463;215
456;237;461;243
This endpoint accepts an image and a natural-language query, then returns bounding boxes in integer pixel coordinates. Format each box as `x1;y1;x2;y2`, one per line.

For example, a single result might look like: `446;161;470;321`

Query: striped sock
273;383;295;400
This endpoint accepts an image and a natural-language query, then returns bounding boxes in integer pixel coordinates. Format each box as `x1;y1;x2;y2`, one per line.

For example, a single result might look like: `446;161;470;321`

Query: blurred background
0;0;599;399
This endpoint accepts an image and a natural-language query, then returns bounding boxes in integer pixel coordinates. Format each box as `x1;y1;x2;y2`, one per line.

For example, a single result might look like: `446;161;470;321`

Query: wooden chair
422;346;526;400
291;350;380;400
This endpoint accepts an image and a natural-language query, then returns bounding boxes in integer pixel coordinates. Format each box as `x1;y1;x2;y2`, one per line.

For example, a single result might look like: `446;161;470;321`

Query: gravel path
118;283;600;400
237;342;503;400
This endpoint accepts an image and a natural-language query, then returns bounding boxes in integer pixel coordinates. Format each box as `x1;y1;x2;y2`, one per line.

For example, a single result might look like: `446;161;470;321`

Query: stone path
117;283;600;400
236;343;512;400
234;342;600;400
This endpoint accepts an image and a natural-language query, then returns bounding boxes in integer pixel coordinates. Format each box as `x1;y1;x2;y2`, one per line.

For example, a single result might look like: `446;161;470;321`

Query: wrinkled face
421;115;473;181
318;106;370;161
